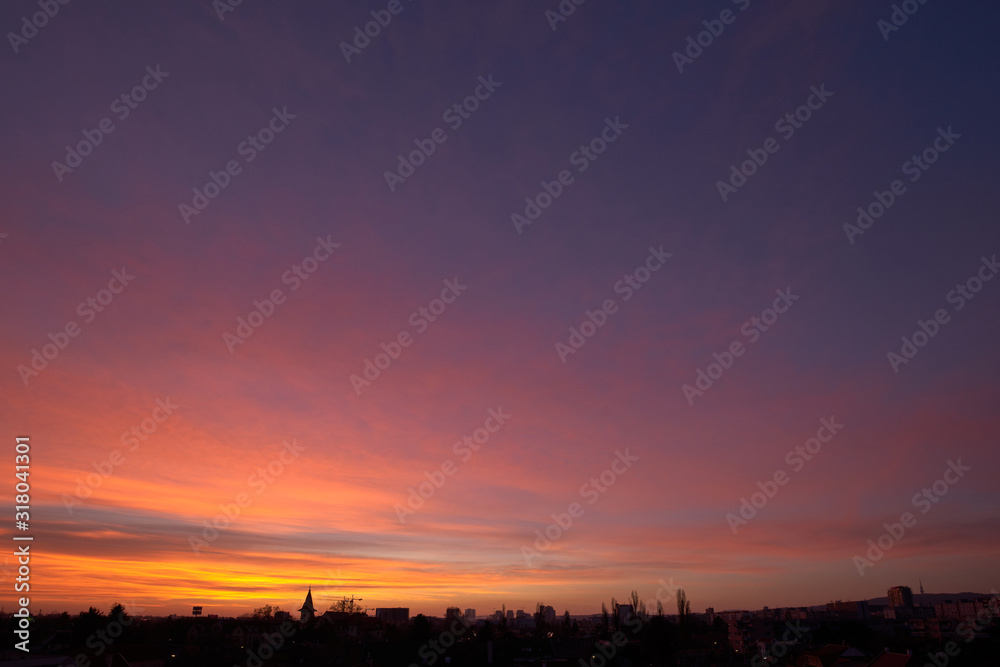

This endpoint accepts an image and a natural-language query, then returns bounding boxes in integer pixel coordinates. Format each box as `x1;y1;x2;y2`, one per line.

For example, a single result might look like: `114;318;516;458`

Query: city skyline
14;580;997;621
23;583;1000;630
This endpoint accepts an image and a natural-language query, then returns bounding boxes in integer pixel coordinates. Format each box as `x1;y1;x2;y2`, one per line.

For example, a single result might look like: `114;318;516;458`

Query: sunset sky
2;1;999;619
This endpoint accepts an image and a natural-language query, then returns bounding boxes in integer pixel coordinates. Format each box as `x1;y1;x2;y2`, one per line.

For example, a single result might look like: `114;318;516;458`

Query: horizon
3;1;999;627
17;585;998;621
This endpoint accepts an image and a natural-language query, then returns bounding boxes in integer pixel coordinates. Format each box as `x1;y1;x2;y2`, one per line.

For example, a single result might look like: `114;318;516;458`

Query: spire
299;587;317;624
919;578;925;595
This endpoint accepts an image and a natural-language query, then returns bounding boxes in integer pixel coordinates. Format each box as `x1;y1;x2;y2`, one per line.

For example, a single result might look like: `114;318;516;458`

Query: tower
919;578;925;595
299;587;317;624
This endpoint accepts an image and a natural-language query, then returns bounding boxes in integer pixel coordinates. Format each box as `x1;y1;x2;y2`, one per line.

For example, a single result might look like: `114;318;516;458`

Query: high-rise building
464;608;476;622
375;608;409;626
888;586;914;609
445;607;463;624
826;600;870;620
617;604;634;624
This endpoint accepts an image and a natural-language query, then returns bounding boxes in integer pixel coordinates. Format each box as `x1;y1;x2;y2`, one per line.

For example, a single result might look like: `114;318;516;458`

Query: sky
2;0;999;619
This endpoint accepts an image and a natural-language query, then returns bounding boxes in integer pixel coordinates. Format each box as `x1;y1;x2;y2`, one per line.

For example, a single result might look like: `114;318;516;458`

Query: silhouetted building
375;608;409;626
727;616;773;654
885;604;933;620
798;645;869;666
445;607;463;625
543;605;556;626
935;596;997;622
868;648;919;666
464;608;476;622
826;600;870;621
888;585;914;609
299;587;318;624
617;604;634;624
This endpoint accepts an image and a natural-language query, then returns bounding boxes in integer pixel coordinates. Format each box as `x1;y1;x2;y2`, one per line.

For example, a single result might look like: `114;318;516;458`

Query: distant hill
874;592;995;607
808;592;995;611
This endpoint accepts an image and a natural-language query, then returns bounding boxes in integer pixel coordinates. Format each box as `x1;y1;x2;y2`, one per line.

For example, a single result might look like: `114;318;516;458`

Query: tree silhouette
629;589;648;621
676;588;691;647
329;596;362;614
75;607;106;643
676;589;690;619
411;614;431;643
251;604;276;620
109;602;129;622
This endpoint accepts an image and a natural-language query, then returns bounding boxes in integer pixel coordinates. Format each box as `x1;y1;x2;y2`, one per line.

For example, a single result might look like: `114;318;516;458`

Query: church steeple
299;587;317;624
